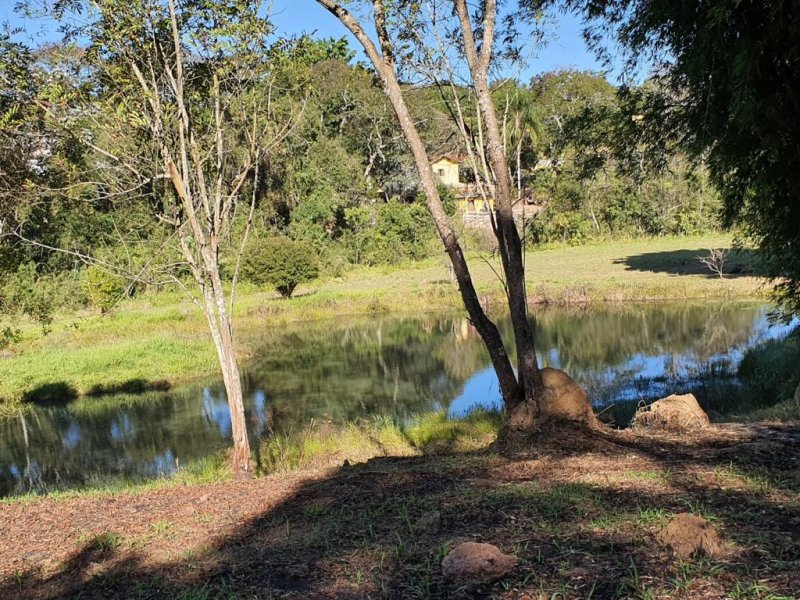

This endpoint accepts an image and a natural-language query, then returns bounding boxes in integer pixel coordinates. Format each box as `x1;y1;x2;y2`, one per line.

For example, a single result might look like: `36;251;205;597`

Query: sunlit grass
259;409;502;474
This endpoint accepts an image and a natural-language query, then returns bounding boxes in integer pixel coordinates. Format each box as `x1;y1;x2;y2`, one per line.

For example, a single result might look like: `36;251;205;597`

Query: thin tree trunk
217;326;251;476
454;0;543;415
204;288;252;477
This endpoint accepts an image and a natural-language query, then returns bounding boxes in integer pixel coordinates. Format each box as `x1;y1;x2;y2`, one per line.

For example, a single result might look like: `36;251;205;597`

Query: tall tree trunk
454;0;543;417
315;0;520;406
382;76;521;405
311;0;604;436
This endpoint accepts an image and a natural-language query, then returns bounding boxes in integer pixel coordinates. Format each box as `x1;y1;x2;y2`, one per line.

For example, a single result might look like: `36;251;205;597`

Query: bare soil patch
2;422;799;599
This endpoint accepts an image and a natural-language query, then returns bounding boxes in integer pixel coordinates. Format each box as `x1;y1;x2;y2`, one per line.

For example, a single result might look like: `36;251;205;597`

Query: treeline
1;35;721;319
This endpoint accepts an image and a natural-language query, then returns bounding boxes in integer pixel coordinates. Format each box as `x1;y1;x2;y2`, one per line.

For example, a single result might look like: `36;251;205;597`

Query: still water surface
1;302;795;496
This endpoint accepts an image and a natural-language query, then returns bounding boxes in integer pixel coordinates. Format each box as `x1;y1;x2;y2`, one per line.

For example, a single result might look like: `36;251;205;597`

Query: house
430;153;540;226
431;154;464;189
431;153;493;214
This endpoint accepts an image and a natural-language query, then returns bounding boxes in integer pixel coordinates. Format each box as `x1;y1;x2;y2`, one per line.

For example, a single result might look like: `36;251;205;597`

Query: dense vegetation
1;31;723;334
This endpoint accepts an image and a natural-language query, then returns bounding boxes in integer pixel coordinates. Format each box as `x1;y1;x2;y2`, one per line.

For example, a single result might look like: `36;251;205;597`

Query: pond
1;301;796;497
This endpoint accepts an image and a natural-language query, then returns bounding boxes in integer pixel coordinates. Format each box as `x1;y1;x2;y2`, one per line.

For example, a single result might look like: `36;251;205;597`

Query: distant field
327;234;762;301
0;235;767;405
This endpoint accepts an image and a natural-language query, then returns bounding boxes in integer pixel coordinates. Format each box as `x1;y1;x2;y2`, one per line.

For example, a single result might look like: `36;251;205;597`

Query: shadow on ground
3;423;799;599
615;248;768;278
22;379;172;404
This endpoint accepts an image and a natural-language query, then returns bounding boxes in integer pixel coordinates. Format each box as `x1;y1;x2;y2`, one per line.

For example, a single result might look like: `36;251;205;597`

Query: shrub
82;266;127;313
241;236;320;298
1;262;55;331
342;200;434;265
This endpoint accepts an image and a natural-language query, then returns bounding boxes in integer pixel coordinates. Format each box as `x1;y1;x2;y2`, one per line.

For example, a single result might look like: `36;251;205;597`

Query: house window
437;168;445;177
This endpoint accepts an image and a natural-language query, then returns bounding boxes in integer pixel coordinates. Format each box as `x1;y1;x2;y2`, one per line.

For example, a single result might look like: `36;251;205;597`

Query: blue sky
2;1;621;83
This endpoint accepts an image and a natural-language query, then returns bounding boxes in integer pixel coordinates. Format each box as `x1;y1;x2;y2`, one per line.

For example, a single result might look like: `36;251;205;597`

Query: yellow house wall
432;159;461;188
456;197;495;213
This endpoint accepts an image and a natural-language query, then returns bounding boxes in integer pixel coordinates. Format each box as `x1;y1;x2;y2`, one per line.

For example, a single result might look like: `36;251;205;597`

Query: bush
342;200;434;265
82;266;127;313
241;236;320;298
737;327;800;406
1;262;55;331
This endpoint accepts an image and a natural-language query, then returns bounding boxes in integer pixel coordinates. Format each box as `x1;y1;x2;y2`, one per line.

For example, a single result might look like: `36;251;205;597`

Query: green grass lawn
0;235;767;405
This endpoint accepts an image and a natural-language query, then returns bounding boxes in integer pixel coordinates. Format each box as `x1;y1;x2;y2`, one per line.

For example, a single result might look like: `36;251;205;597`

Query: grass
259;410;503;474
0;234;766;405
77;531;122;553
705;327;800;421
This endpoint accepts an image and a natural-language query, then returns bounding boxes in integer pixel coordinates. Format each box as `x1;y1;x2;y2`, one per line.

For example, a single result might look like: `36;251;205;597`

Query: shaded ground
2;422;799;599
615;248;766;279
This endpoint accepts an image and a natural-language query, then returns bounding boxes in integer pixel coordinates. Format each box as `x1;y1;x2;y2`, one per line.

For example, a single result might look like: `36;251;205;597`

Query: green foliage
82;266;127;313
523;69;723;245
342;200;433;265
572;0;800;312
1;263;55;334
529;69;617;159
268;36;355;69
530;209;593;245
241;237;320;297
437;185;457;217
0;325;21;350
0;5;731;311
737;328;800;408
289;188;344;245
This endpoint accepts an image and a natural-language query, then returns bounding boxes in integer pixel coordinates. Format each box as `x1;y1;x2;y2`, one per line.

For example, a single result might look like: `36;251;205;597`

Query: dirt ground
2;422;799;599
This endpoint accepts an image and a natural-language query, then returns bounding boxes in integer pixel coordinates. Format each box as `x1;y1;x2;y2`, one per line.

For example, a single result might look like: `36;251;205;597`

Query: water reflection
0;302;795;496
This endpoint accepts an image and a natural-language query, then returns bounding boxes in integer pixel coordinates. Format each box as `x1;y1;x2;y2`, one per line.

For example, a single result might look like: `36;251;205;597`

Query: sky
1;0;623;83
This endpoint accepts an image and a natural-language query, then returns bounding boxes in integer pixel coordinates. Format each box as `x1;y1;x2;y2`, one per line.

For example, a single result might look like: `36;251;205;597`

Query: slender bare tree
31;0;300;475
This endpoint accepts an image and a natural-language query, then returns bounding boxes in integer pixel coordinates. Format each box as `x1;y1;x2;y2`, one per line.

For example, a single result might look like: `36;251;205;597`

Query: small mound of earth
631;393;710;431
539;368;599;425
508;368;599;431
441;542;517;583
658;513;721;558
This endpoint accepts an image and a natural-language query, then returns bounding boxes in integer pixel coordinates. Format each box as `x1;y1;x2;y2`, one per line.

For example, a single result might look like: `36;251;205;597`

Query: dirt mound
658;513;721;558
505;368;599;436
631;394;710;431
538;368;599;426
441;542;517;582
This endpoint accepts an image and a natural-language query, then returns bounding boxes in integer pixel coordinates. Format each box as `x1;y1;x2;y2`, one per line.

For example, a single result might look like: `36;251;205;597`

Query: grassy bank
1;235;766;405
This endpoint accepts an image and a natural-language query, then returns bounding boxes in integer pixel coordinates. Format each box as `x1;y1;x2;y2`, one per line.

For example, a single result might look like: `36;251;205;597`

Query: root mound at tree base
499;368;603;451
507;367;600;431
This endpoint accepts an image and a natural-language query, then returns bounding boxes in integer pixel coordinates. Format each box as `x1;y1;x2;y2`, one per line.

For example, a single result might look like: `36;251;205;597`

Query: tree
567;0;800;401
31;0;298;476
313;0;594;434
0;33;66;338
241;237;319;298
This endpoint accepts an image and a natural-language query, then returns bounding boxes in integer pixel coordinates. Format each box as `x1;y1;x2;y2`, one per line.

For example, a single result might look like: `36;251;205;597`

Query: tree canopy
568;0;800;312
